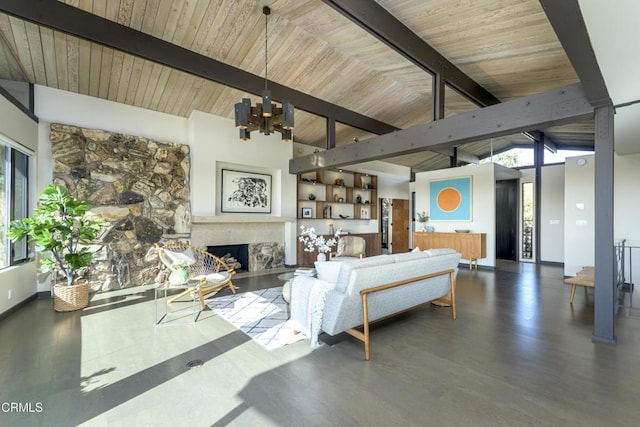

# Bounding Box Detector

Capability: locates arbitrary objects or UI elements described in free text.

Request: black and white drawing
[221,169,272,213]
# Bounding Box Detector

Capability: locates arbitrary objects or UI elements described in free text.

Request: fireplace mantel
[190,216,296,265]
[192,216,296,224]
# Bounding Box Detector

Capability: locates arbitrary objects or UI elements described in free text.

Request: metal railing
[616,239,638,310]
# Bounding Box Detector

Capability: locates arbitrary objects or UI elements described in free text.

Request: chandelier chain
[264,10,268,91]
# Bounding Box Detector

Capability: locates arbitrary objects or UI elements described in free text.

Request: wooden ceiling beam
[0,0,397,136]
[539,0,611,108]
[290,83,594,173]
[322,0,501,107]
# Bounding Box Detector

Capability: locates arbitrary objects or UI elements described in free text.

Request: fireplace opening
[207,244,249,273]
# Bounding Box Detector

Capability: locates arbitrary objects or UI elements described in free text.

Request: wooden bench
[563,266,594,304]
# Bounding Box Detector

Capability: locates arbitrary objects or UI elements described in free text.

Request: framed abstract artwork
[429,176,472,221]
[221,169,272,213]
[301,207,313,218]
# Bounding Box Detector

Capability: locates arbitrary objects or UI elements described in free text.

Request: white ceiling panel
[579,0,640,106]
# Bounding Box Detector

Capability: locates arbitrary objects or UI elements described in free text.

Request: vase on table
[169,267,189,285]
[317,252,327,262]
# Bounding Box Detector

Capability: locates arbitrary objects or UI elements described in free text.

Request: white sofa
[290,248,461,360]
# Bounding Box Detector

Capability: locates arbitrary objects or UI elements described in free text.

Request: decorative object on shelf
[338,214,350,219]
[426,226,435,232]
[301,207,313,218]
[329,223,335,235]
[7,184,103,312]
[221,168,272,213]
[455,229,471,233]
[360,175,371,189]
[297,169,378,225]
[416,211,430,232]
[234,6,294,142]
[299,225,341,262]
[308,193,316,200]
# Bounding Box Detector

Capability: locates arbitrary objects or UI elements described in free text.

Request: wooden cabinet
[296,233,381,267]
[413,232,486,269]
[297,170,377,220]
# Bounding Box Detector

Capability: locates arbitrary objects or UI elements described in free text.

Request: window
[480,148,535,168]
[521,182,534,260]
[1,138,30,268]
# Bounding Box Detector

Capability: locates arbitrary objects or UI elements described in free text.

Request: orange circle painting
[437,187,461,212]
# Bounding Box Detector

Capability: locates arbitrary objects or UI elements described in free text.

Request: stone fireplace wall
[50,123,191,292]
[249,242,285,271]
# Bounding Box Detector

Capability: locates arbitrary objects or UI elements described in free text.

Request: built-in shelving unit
[297,169,378,221]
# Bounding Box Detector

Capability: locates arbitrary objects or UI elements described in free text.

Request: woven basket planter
[52,280,89,312]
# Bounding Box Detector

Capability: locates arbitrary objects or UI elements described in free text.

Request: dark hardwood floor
[1,261,639,426]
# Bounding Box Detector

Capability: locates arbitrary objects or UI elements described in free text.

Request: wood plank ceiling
[0,0,591,171]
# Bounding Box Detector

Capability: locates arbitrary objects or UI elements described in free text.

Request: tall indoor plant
[7,184,103,311]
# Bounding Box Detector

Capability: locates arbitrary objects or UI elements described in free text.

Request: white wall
[0,93,38,153]
[189,110,298,264]
[613,152,640,284]
[34,86,189,145]
[614,152,640,245]
[564,154,595,275]
[540,164,565,262]
[188,110,295,217]
[564,151,640,276]
[413,163,496,267]
[0,92,39,314]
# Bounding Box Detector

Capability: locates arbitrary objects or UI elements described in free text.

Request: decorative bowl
[455,229,470,233]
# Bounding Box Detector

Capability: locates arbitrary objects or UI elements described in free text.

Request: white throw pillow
[314,261,342,284]
[163,247,196,268]
[424,248,457,257]
[205,272,230,284]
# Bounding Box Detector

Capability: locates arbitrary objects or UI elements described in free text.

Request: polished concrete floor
[2,262,640,426]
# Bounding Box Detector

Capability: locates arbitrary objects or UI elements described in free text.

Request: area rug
[205,286,305,350]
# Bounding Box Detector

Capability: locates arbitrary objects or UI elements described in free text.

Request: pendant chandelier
[234,6,294,142]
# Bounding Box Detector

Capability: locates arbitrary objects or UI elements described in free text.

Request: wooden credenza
[413,232,486,269]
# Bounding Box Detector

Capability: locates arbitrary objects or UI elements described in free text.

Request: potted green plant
[7,184,103,312]
[416,211,430,232]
